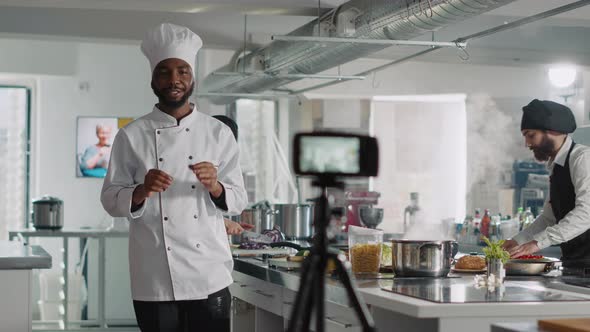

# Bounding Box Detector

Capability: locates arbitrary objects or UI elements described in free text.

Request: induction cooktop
[381,278,590,303]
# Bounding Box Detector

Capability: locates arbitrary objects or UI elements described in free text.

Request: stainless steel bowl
[392,239,458,277]
[359,207,383,229]
[505,259,558,276]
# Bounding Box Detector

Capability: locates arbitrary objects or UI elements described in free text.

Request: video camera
[293,132,379,178]
[288,131,380,332]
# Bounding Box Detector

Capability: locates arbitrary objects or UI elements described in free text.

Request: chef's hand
[501,239,519,251]
[132,169,173,205]
[508,240,540,258]
[224,219,244,235]
[240,223,255,231]
[189,162,223,198]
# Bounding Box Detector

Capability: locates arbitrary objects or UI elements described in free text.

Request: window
[0,86,30,239]
[370,95,467,235]
[235,99,297,203]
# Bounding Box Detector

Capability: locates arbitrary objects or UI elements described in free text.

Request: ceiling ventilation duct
[201,0,516,104]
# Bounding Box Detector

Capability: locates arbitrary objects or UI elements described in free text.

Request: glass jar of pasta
[348,226,383,274]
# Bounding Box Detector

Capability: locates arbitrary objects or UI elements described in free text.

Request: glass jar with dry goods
[348,226,383,274]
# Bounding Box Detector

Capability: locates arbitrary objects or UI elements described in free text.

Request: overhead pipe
[292,0,590,95]
[201,0,518,104]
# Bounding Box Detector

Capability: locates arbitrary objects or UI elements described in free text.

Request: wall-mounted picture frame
[76,116,133,178]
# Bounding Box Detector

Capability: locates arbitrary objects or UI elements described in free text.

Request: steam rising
[402,94,520,240]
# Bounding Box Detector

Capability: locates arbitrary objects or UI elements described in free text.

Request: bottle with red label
[480,209,491,238]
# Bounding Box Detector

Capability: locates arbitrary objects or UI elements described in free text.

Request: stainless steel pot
[392,239,458,277]
[229,205,277,244]
[271,204,314,240]
[31,196,64,230]
[239,208,275,231]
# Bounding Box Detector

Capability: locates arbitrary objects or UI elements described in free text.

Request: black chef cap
[213,115,238,141]
[521,99,576,133]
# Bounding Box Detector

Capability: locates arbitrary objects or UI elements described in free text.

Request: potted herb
[482,236,510,283]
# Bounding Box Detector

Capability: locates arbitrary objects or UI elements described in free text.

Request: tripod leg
[314,255,326,332]
[287,253,320,332]
[332,253,377,332]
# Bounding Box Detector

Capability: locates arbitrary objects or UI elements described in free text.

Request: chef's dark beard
[151,81,195,109]
[532,133,554,161]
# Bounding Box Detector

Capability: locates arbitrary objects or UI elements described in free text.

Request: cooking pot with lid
[270,204,314,240]
[392,239,458,277]
[31,196,64,230]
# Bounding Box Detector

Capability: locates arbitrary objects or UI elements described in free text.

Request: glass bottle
[489,215,501,242]
[481,209,491,238]
[403,192,420,233]
[515,207,524,231]
[522,207,535,230]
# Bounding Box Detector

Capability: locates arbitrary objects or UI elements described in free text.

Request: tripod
[287,176,377,332]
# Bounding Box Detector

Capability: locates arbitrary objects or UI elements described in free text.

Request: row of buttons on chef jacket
[163,214,198,221]
[156,129,201,253]
[156,137,198,192]
[155,128,193,161]
[158,155,195,162]
[156,128,190,134]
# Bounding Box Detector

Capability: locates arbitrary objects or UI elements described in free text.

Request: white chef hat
[140,23,203,75]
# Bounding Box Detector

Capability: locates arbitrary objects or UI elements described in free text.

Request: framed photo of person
[76,116,133,178]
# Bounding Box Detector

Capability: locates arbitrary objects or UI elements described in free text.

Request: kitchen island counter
[0,240,51,269]
[232,257,590,332]
[0,240,52,332]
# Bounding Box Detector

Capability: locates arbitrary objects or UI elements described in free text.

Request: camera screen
[299,136,360,174]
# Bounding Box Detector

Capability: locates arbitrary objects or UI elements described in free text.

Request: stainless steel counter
[0,240,51,269]
[382,277,588,303]
[233,257,590,307]
[233,258,384,307]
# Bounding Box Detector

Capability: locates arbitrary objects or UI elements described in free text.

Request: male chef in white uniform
[101,23,248,332]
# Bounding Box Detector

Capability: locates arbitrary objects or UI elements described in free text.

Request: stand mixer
[344,191,380,231]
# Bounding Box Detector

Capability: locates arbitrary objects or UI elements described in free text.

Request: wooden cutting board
[231,248,291,257]
[538,318,590,332]
[267,258,302,270]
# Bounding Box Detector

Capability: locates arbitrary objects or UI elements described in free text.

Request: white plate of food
[451,267,487,273]
[452,254,487,273]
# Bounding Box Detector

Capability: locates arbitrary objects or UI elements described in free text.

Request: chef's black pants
[133,287,231,332]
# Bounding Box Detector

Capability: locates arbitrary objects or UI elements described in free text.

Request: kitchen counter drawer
[232,271,283,316]
[282,288,362,332]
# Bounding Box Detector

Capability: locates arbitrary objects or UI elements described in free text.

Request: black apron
[550,141,590,264]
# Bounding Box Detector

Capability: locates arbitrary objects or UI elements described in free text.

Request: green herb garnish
[482,236,510,264]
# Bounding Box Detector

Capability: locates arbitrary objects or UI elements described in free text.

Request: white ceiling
[0,0,589,68]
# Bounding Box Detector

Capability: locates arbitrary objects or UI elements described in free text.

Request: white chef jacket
[513,136,590,249]
[101,106,248,301]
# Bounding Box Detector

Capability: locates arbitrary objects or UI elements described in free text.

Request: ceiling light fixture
[548,65,577,88]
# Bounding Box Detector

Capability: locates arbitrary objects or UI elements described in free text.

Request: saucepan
[392,239,458,277]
